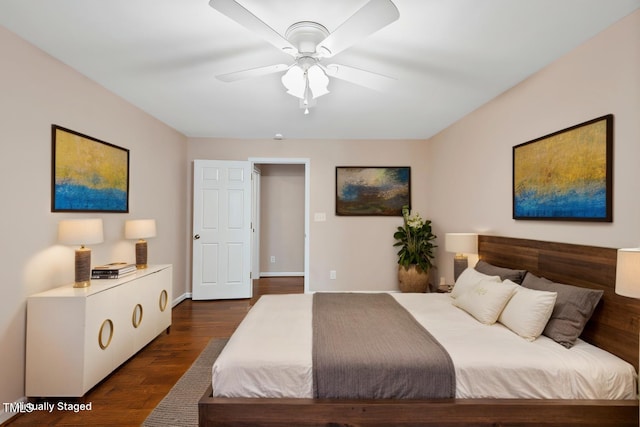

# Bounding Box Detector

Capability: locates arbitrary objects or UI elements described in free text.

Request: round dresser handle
[98,319,114,350]
[159,290,168,312]
[132,303,143,328]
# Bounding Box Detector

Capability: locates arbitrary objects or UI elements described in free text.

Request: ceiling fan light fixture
[282,62,329,103]
[281,65,306,99]
[307,65,329,99]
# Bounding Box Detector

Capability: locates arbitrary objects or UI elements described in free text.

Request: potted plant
[393,206,437,292]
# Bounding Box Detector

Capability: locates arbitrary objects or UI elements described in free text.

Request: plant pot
[398,264,430,293]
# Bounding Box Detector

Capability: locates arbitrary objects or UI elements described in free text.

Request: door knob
[194,234,200,240]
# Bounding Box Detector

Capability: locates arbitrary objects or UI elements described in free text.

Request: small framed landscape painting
[52,125,130,213]
[336,166,410,216]
[513,114,613,221]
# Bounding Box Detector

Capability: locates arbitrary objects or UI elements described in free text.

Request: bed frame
[199,235,640,426]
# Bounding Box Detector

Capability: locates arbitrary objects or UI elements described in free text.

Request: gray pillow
[474,260,527,284]
[521,273,603,348]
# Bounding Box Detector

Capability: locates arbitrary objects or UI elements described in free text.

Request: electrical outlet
[330,270,336,280]
[270,256,276,264]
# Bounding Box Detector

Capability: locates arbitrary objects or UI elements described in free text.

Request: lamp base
[74,247,91,288]
[135,240,148,269]
[73,280,91,288]
[453,255,468,282]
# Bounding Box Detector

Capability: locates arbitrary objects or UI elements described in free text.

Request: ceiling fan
[209,0,400,113]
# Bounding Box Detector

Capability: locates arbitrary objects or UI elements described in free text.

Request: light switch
[314,212,327,222]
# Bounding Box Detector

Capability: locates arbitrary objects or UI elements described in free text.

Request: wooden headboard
[478,235,640,371]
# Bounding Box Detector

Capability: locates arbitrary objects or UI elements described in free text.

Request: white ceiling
[1,0,638,140]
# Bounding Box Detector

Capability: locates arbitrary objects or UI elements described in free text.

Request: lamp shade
[615,248,640,298]
[307,65,329,98]
[125,219,157,239]
[58,219,103,288]
[445,233,478,254]
[281,65,306,99]
[58,219,104,246]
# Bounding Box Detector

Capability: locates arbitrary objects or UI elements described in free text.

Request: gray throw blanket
[312,293,455,399]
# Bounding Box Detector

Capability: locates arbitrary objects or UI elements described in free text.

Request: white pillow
[450,267,501,299]
[452,279,518,324]
[499,285,558,341]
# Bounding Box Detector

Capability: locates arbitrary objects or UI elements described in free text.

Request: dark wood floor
[4,277,303,427]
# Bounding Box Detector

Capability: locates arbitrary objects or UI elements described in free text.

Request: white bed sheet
[212,293,637,399]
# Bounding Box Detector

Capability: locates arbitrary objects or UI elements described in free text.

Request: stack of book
[91,262,137,279]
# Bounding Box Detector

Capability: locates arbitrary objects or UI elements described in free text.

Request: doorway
[250,157,310,293]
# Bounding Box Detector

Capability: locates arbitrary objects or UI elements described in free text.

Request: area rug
[142,338,228,427]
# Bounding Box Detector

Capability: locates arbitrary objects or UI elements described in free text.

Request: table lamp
[615,248,640,298]
[125,219,156,269]
[58,218,104,288]
[445,233,478,281]
[614,247,640,426]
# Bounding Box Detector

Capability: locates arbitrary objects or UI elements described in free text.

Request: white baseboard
[172,292,190,307]
[259,272,304,277]
[1,396,29,424]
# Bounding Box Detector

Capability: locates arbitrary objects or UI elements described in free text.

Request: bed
[199,235,640,426]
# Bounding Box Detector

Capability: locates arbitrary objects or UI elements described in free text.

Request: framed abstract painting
[52,125,129,213]
[513,114,613,221]
[336,166,410,216]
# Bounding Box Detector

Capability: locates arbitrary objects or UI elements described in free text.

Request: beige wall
[0,26,188,418]
[427,10,640,284]
[188,138,429,292]
[258,164,305,275]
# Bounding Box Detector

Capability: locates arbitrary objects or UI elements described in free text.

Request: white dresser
[26,264,172,397]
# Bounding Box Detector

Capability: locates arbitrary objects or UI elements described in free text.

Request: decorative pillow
[521,273,604,348]
[498,284,557,341]
[450,267,501,299]
[452,279,518,324]
[475,260,527,284]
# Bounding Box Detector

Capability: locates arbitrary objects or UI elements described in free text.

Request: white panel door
[192,160,252,300]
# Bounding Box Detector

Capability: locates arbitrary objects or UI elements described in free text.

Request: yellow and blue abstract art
[52,126,129,212]
[513,115,612,221]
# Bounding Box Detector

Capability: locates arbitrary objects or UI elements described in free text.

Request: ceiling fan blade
[323,63,396,92]
[316,0,399,58]
[209,0,298,56]
[216,63,290,82]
